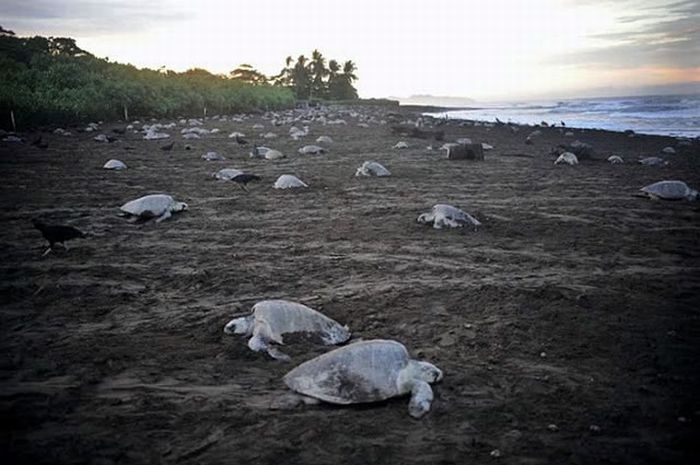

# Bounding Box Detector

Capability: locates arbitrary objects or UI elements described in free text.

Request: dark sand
[1,106,699,464]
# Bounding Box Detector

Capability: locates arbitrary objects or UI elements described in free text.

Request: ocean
[426,94,700,138]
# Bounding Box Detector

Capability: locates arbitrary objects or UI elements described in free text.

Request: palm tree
[291,55,311,99]
[308,49,328,100]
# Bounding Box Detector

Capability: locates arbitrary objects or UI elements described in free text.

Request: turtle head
[409,360,443,384]
[416,213,433,225]
[172,201,188,212]
[223,316,254,335]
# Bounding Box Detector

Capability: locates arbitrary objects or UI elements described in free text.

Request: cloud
[550,0,700,69]
[2,0,193,36]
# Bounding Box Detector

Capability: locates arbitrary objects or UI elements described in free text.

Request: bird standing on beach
[160,141,174,151]
[32,219,87,256]
[234,134,249,145]
[231,173,261,192]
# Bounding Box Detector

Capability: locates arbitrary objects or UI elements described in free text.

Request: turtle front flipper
[407,380,434,418]
[266,347,292,361]
[155,210,172,223]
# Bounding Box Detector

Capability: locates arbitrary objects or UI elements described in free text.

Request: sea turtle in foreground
[639,180,698,201]
[119,194,188,223]
[224,300,350,361]
[356,161,391,177]
[417,204,481,229]
[283,339,443,418]
[274,175,308,189]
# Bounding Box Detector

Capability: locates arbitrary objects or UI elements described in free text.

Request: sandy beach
[1,105,699,464]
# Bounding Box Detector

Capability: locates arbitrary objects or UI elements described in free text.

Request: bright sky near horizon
[4,0,699,101]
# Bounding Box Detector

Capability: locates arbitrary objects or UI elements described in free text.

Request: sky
[3,0,699,102]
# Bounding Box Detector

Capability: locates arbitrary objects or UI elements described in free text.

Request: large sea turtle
[639,180,698,200]
[356,161,391,177]
[417,204,481,229]
[283,339,443,418]
[119,194,188,223]
[224,300,350,361]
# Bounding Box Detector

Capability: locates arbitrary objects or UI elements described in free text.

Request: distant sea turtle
[214,168,244,181]
[356,161,391,177]
[298,145,325,155]
[119,194,188,223]
[394,141,409,149]
[316,136,334,144]
[224,300,350,361]
[103,159,127,170]
[555,152,578,165]
[417,204,481,229]
[274,175,308,189]
[639,180,698,200]
[202,151,225,161]
[639,157,668,166]
[607,155,624,164]
[283,339,443,418]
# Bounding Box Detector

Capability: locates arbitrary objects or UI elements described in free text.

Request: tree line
[0,28,294,129]
[228,49,359,100]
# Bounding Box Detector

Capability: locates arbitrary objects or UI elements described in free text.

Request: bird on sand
[160,141,175,151]
[231,173,261,192]
[234,134,249,145]
[32,219,87,256]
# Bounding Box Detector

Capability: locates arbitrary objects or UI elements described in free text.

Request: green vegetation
[0,29,294,129]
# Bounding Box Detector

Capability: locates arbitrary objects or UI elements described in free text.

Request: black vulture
[32,219,87,256]
[231,173,261,192]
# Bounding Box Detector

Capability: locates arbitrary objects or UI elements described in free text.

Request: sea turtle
[298,145,325,155]
[283,339,443,418]
[274,175,308,189]
[555,152,578,165]
[356,161,391,177]
[417,204,481,229]
[103,159,127,170]
[394,141,409,149]
[639,157,668,166]
[119,194,188,223]
[607,155,624,164]
[214,168,244,181]
[661,146,676,155]
[202,151,225,161]
[316,136,333,144]
[224,300,350,361]
[639,180,698,201]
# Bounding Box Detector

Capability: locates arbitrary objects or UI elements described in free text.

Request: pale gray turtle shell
[248,300,350,346]
[356,161,391,177]
[640,180,698,200]
[103,159,127,170]
[298,145,325,155]
[202,151,225,161]
[120,194,187,217]
[283,339,441,405]
[274,175,308,189]
[639,157,668,166]
[417,204,481,229]
[555,152,578,165]
[214,168,244,180]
